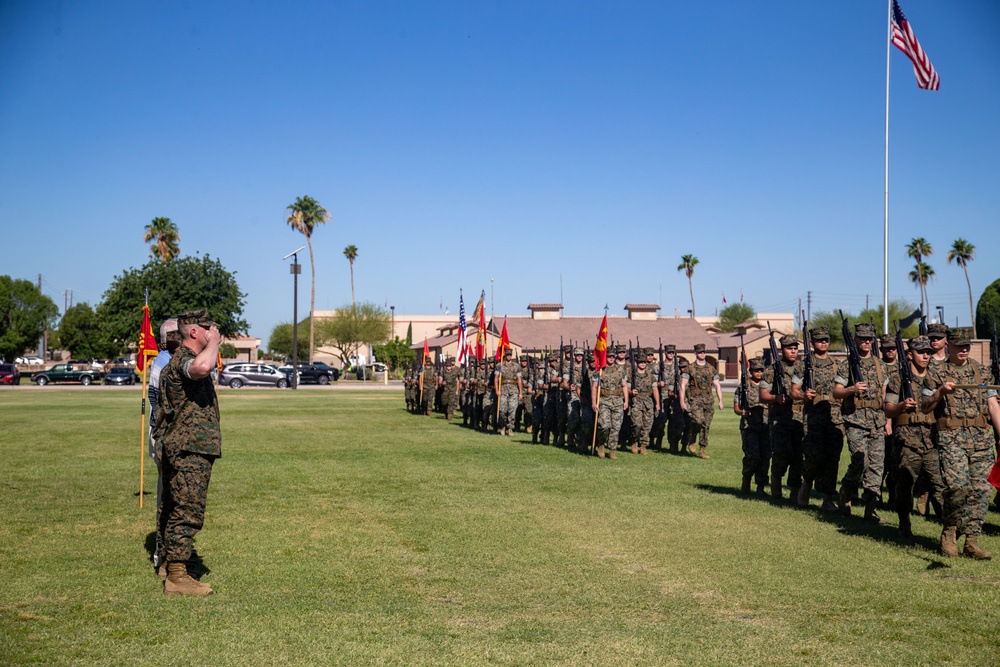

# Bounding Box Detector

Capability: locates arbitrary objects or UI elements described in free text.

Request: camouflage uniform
[885,339,942,535]
[531,360,547,444]
[629,357,658,454]
[497,356,522,434]
[836,337,889,511]
[682,352,719,454]
[419,363,437,415]
[736,360,770,490]
[542,359,562,444]
[565,352,586,449]
[594,351,629,455]
[761,344,804,496]
[154,339,221,565]
[923,338,997,549]
[516,359,532,432]
[579,360,596,451]
[441,362,461,419]
[670,357,690,452]
[794,329,844,504]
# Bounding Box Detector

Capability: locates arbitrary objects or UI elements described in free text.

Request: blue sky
[2,1,998,347]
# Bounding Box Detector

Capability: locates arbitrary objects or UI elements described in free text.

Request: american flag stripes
[456,291,469,366]
[891,0,939,91]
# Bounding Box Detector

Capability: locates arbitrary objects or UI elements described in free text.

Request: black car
[104,366,139,385]
[309,362,341,381]
[287,362,335,385]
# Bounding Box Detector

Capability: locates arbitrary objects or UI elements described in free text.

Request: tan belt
[897,412,933,426]
[813,394,834,403]
[636,391,653,397]
[853,398,882,410]
[936,415,988,430]
[602,389,622,397]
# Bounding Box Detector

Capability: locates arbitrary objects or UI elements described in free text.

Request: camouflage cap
[643,347,656,357]
[907,335,933,352]
[927,322,949,338]
[809,326,830,341]
[878,334,895,349]
[693,343,706,353]
[947,327,972,346]
[779,334,799,348]
[614,344,627,353]
[749,358,765,371]
[178,309,215,327]
[854,322,876,338]
[165,330,182,345]
[573,348,584,356]
[664,344,677,353]
[547,353,560,362]
[445,356,455,364]
[503,348,512,357]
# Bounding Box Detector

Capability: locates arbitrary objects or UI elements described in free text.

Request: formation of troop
[734,320,1000,560]
[403,339,723,461]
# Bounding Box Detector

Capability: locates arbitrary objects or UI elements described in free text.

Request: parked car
[104,366,140,385]
[16,356,44,365]
[32,363,104,386]
[288,362,337,385]
[218,363,291,389]
[112,357,136,367]
[309,361,341,381]
[0,363,21,385]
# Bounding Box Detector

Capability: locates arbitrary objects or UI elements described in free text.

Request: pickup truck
[32,363,105,386]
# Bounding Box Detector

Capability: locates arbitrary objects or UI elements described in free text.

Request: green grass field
[2,388,999,666]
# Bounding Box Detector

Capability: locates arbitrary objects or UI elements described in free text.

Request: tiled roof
[624,304,660,311]
[499,316,717,352]
[527,303,563,310]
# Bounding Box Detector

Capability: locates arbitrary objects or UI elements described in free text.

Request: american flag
[891,0,939,91]
[456,291,469,366]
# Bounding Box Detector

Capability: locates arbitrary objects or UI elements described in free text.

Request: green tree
[372,337,416,374]
[0,276,59,362]
[314,302,392,368]
[405,322,413,346]
[809,310,850,350]
[286,195,330,362]
[677,254,699,317]
[143,217,181,264]
[975,278,1000,344]
[716,303,755,332]
[220,342,238,360]
[97,255,248,355]
[58,303,116,359]
[857,299,920,338]
[948,238,977,337]
[905,238,933,316]
[343,245,358,305]
[267,322,294,360]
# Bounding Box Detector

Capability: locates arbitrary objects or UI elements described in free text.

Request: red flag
[423,336,430,361]
[989,459,1000,491]
[473,291,486,359]
[136,304,158,372]
[722,291,727,304]
[494,318,509,361]
[891,0,939,91]
[594,314,609,371]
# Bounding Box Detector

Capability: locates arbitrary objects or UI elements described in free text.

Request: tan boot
[609,450,618,460]
[838,487,853,516]
[157,562,167,580]
[639,446,647,456]
[164,561,213,596]
[630,443,639,455]
[597,446,606,459]
[686,444,697,455]
[697,447,710,459]
[940,526,958,557]
[797,482,813,507]
[916,491,929,516]
[962,535,992,560]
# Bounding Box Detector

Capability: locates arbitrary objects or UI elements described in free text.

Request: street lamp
[936,305,944,325]
[283,245,305,389]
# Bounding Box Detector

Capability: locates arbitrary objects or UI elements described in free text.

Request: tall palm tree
[905,238,933,316]
[909,262,935,316]
[677,254,699,317]
[143,217,180,264]
[947,238,977,337]
[343,245,358,305]
[286,195,331,362]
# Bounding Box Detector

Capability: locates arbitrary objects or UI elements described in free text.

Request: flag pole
[139,362,147,508]
[883,0,892,335]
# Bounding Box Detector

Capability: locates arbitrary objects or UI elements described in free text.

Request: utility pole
[807,290,812,321]
[37,274,45,359]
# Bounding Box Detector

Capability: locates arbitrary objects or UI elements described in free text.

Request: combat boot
[838,486,853,516]
[863,492,884,524]
[788,485,800,503]
[608,450,617,460]
[897,512,913,539]
[820,494,839,513]
[770,476,782,499]
[797,481,812,507]
[697,447,710,459]
[639,445,647,456]
[940,525,958,557]
[157,562,167,580]
[164,562,212,596]
[686,443,697,456]
[597,445,606,459]
[916,491,929,516]
[630,443,639,455]
[962,535,991,560]
[741,476,752,495]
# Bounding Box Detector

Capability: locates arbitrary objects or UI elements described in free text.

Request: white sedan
[16,356,44,365]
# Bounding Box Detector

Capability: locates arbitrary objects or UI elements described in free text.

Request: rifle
[629,340,637,397]
[894,321,914,402]
[658,338,665,389]
[569,339,576,397]
[738,334,750,412]
[766,322,787,400]
[840,310,863,386]
[918,307,928,336]
[801,316,814,392]
[871,319,880,358]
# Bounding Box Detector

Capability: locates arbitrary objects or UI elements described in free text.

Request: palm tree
[343,245,358,305]
[909,261,935,315]
[143,217,180,264]
[948,238,977,337]
[286,195,331,362]
[905,238,933,316]
[677,254,699,317]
